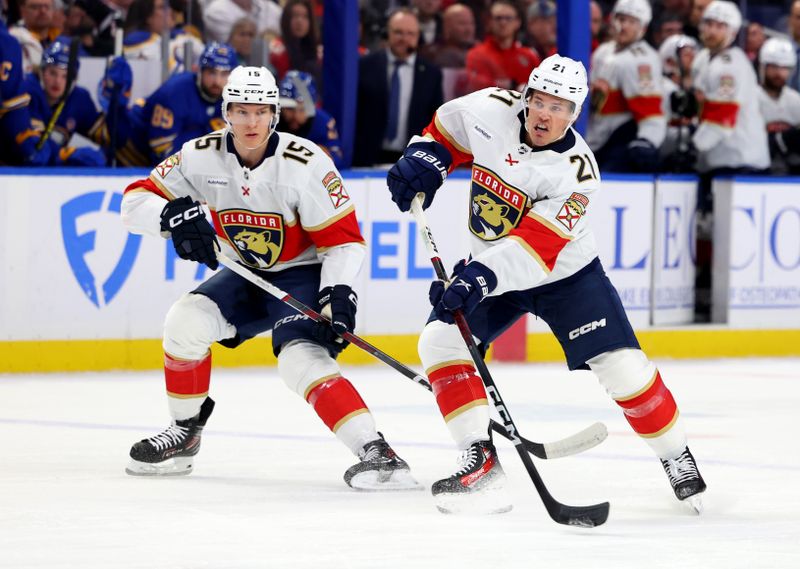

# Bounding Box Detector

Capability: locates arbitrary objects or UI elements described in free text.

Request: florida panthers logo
[469,165,527,241]
[218,209,284,269]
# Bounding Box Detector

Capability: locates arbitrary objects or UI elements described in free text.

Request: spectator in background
[421,2,475,69]
[413,0,442,50]
[277,70,343,167]
[123,0,174,60]
[788,0,800,91]
[650,12,684,48]
[203,0,280,45]
[524,0,556,60]
[464,0,539,93]
[686,0,712,39]
[587,0,665,173]
[228,17,256,65]
[10,0,61,73]
[591,1,606,52]
[744,21,765,65]
[659,34,698,172]
[353,8,442,166]
[757,38,800,175]
[269,0,319,81]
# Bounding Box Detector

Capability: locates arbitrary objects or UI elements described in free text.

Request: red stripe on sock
[429,364,487,419]
[306,377,368,431]
[616,371,678,436]
[164,352,211,396]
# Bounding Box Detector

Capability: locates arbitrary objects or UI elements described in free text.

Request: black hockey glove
[387,140,453,212]
[160,196,219,270]
[313,285,358,353]
[430,259,497,324]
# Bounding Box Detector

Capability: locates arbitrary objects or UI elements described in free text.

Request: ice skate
[344,433,420,491]
[432,439,512,515]
[126,397,215,476]
[661,446,706,514]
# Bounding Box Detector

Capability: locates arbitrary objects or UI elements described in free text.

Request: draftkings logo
[61,191,142,308]
[218,209,285,269]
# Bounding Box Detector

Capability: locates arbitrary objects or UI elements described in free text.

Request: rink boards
[0,169,798,371]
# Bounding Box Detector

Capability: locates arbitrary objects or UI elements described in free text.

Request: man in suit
[354,7,443,166]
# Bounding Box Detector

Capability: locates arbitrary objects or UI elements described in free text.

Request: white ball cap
[611,0,652,29]
[659,34,698,70]
[525,54,588,119]
[702,1,742,39]
[759,37,797,69]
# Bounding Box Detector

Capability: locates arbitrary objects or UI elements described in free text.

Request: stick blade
[540,422,608,459]
[550,501,610,528]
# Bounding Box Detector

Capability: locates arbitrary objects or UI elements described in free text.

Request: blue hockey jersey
[0,21,37,164]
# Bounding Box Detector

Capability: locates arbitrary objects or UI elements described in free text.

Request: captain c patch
[555,192,589,231]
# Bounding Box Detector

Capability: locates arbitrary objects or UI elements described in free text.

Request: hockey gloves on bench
[387,140,452,212]
[314,285,358,354]
[160,196,219,270]
[429,259,497,324]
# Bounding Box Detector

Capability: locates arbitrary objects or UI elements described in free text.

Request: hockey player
[121,65,418,491]
[117,42,236,167]
[23,40,131,165]
[0,14,52,165]
[277,70,344,168]
[386,54,707,514]
[658,34,699,172]
[586,0,666,172]
[756,37,800,175]
[691,0,769,205]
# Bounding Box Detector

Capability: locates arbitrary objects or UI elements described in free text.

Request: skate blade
[125,457,194,477]
[683,494,703,515]
[434,485,513,515]
[348,468,423,491]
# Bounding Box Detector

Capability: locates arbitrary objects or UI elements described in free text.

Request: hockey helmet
[222,65,281,135]
[524,54,588,122]
[759,37,797,69]
[279,70,319,117]
[200,42,239,71]
[701,1,742,44]
[42,40,80,73]
[611,0,652,29]
[659,34,698,75]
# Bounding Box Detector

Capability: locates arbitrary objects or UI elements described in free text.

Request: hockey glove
[160,196,219,270]
[387,140,452,212]
[314,285,358,353]
[627,138,659,173]
[57,146,107,167]
[98,56,132,111]
[432,260,497,324]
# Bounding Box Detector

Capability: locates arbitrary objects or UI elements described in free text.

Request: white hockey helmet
[659,34,698,75]
[611,0,652,29]
[759,37,797,69]
[222,66,281,134]
[701,1,742,45]
[524,54,588,122]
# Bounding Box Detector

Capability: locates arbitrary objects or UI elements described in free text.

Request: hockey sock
[429,362,490,449]
[165,351,212,420]
[305,376,377,454]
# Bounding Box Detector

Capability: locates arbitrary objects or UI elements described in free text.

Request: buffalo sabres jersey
[418,87,600,296]
[122,130,365,289]
[691,46,770,172]
[586,39,666,150]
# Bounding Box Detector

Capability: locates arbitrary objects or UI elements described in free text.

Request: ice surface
[2,358,798,569]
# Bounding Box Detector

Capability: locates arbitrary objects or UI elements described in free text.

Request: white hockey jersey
[417,87,600,296]
[757,85,800,128]
[691,46,770,172]
[586,39,666,150]
[121,130,365,289]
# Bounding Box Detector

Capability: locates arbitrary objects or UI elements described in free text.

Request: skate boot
[432,439,512,515]
[660,446,707,513]
[126,397,215,476]
[344,433,420,491]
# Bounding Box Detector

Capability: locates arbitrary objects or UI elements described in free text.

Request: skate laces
[360,438,392,463]
[662,449,699,484]
[147,423,190,451]
[455,444,485,476]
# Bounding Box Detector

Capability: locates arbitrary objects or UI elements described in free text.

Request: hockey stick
[36,36,80,151]
[214,247,603,460]
[410,196,610,528]
[106,20,124,167]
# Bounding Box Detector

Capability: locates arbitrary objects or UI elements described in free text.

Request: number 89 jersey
[419,87,601,296]
[122,130,365,288]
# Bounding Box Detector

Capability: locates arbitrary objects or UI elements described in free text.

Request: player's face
[525,91,573,147]
[201,68,232,100]
[763,64,790,91]
[229,103,274,142]
[678,45,696,73]
[42,66,67,100]
[613,13,642,46]
[700,19,729,51]
[280,105,307,132]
